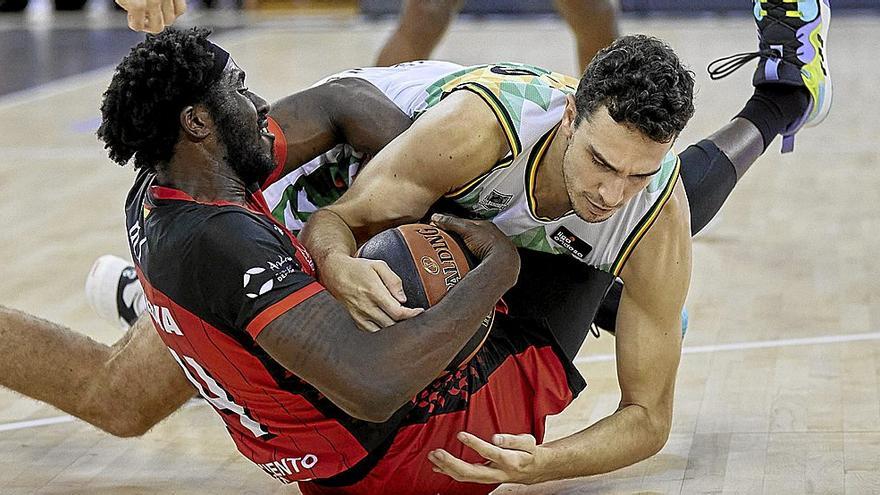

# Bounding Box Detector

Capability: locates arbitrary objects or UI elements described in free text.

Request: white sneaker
[85,255,146,330]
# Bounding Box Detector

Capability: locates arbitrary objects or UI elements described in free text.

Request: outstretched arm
[429,181,691,483]
[0,308,195,437]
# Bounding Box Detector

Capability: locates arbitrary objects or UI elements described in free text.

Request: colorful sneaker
[708,0,831,153]
[85,255,146,330]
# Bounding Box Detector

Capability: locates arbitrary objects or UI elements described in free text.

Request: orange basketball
[358,224,495,373]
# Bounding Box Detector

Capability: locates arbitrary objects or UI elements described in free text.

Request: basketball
[358,223,495,373]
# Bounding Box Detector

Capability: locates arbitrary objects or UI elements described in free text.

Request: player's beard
[213,106,276,187]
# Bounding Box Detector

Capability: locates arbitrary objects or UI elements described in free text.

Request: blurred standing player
[112,0,613,69]
[376,0,618,71]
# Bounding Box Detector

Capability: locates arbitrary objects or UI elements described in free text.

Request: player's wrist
[524,444,565,484]
[479,246,520,288]
[315,251,355,285]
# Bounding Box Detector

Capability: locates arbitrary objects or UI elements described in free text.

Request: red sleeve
[261,116,288,189]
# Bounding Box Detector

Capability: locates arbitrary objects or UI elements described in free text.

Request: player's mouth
[585,196,614,217]
[259,118,275,145]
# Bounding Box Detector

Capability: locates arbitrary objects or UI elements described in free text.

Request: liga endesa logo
[550,226,593,260]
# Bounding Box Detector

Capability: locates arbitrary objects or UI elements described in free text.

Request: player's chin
[574,204,613,224]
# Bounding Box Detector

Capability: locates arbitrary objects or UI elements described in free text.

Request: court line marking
[574,331,880,364]
[2,331,878,433]
[0,415,76,432]
[0,398,205,433]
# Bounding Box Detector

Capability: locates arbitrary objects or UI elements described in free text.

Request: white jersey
[263,61,679,276]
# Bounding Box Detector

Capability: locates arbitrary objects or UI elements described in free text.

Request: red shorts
[300,316,586,495]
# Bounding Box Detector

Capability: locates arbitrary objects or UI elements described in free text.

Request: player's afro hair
[575,35,695,143]
[98,27,220,171]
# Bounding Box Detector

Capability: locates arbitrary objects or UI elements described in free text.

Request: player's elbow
[350,401,399,424]
[80,402,158,438]
[329,373,410,423]
[340,389,406,423]
[100,413,156,438]
[625,401,672,456]
[643,406,673,455]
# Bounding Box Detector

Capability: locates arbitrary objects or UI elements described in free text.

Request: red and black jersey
[123,152,401,484]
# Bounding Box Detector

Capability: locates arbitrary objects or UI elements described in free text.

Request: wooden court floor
[0,13,878,495]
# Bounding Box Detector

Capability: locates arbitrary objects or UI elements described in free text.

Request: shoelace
[707,0,804,80]
[708,48,781,80]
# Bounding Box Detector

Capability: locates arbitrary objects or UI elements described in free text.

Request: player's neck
[532,129,572,219]
[157,149,248,205]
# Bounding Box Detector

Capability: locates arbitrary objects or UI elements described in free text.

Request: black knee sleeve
[679,139,738,235]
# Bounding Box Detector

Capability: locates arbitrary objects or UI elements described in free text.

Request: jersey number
[168,348,275,440]
[490,65,541,77]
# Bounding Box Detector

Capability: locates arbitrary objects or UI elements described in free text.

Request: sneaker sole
[85,254,132,328]
[806,0,832,128]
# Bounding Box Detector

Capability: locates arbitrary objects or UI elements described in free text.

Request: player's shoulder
[626,179,691,274]
[189,208,284,251]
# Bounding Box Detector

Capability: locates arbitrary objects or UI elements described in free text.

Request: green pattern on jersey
[509,225,562,253]
[270,158,356,230]
[423,63,577,135]
[646,153,679,194]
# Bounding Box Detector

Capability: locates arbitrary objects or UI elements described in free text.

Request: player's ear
[559,94,578,139]
[180,104,212,141]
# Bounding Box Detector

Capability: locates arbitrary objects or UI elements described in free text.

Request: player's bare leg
[554,0,619,72]
[0,307,194,436]
[375,0,464,66]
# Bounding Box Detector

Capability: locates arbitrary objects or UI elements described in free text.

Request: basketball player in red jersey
[0,29,594,494]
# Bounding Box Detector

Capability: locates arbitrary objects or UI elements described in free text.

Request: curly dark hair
[97,27,220,171]
[575,34,695,143]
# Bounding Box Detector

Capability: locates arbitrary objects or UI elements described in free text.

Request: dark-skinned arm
[257,214,519,423]
[269,77,414,176]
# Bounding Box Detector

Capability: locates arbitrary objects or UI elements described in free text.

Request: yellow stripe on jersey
[445,155,514,200]
[610,155,681,276]
[525,125,563,221]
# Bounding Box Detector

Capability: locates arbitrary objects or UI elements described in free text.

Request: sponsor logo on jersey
[243,255,299,299]
[243,267,274,299]
[483,189,514,210]
[550,226,593,260]
[257,454,319,483]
